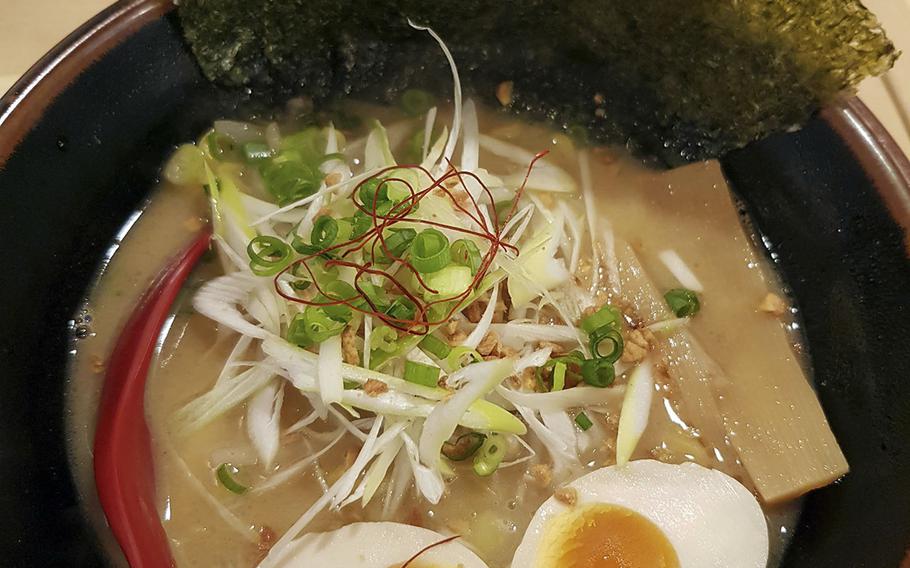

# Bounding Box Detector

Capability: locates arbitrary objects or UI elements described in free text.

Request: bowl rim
[0,0,173,165]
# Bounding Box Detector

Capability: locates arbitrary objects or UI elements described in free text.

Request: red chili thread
[274,151,549,335]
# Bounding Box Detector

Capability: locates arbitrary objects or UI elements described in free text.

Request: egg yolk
[537,503,680,568]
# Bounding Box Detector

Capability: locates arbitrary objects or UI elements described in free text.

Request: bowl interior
[0,3,908,566]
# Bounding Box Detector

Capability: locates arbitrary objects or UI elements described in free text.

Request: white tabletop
[1,0,908,157]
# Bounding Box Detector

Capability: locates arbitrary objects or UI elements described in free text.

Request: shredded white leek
[253,428,348,493]
[408,20,462,171]
[461,98,479,172]
[490,323,579,349]
[658,249,704,292]
[246,380,284,469]
[193,273,273,340]
[422,107,437,161]
[578,151,602,295]
[175,364,277,434]
[461,284,499,350]
[419,358,514,474]
[616,359,654,466]
[497,385,625,413]
[317,335,344,406]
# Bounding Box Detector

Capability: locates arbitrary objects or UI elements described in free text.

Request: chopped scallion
[423,265,472,297]
[575,412,594,431]
[311,215,351,249]
[473,434,506,477]
[536,351,585,391]
[357,281,389,312]
[581,357,616,388]
[290,280,311,291]
[441,432,486,461]
[385,297,417,322]
[404,360,440,387]
[419,334,453,360]
[318,280,359,321]
[370,325,398,353]
[287,307,346,347]
[246,235,293,276]
[216,463,247,494]
[580,304,623,335]
[444,346,483,371]
[410,228,451,274]
[260,159,322,206]
[358,177,388,208]
[551,361,567,392]
[589,327,624,363]
[376,228,416,263]
[664,288,701,317]
[450,239,482,275]
[348,211,373,238]
[242,141,272,162]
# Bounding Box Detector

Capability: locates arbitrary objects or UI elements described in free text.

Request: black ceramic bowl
[1,1,909,566]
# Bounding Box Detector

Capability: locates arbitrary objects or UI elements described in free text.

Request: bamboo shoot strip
[617,242,847,503]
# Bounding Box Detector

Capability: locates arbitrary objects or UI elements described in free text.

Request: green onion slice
[410,228,451,274]
[442,432,487,461]
[535,351,585,391]
[404,360,440,387]
[445,346,483,371]
[370,325,398,353]
[243,141,272,162]
[590,326,624,363]
[551,361,567,392]
[359,177,388,208]
[385,297,417,322]
[287,308,346,347]
[246,236,293,276]
[311,215,352,249]
[376,228,416,263]
[473,433,506,477]
[424,265,473,297]
[261,160,322,206]
[419,334,453,360]
[358,281,390,312]
[664,288,701,317]
[580,304,623,335]
[318,280,359,321]
[290,235,337,260]
[575,412,594,431]
[348,212,373,238]
[450,239,482,275]
[581,357,616,388]
[216,463,248,494]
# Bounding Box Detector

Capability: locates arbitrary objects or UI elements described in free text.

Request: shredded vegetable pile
[164,25,701,566]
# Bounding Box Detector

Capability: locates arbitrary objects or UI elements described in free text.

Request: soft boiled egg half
[280,521,489,567]
[512,460,769,568]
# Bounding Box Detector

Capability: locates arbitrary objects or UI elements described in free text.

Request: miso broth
[67,104,843,568]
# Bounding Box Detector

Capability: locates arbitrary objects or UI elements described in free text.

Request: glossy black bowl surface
[0,2,908,566]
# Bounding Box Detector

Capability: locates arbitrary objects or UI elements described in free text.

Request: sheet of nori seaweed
[177,0,898,165]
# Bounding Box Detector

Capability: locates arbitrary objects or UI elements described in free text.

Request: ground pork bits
[363,379,388,397]
[341,324,359,365]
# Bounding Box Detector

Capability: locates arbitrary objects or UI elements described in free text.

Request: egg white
[279,521,489,567]
[512,460,769,568]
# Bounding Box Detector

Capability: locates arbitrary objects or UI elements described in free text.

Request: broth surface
[68,107,803,567]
